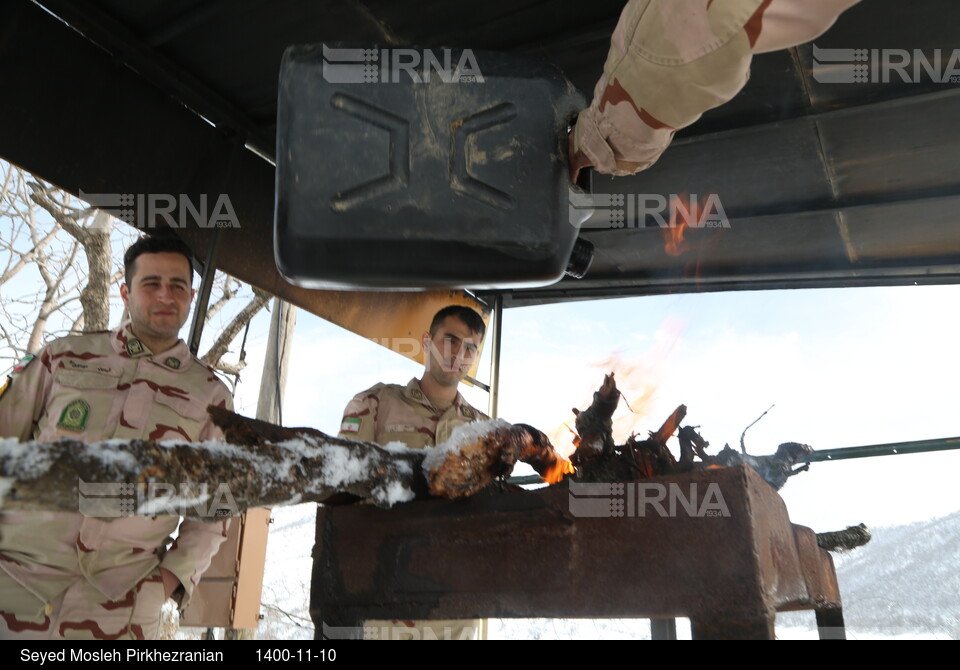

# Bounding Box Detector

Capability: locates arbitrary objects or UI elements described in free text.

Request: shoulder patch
[12,354,35,375]
[341,417,362,433]
[58,399,91,432]
[460,405,476,419]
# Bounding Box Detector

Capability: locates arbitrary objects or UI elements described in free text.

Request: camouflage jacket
[0,323,232,621]
[571,0,862,178]
[338,378,488,449]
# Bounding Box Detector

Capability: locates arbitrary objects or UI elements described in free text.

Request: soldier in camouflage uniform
[0,236,233,640]
[338,305,489,448]
[569,0,863,181]
[338,305,488,640]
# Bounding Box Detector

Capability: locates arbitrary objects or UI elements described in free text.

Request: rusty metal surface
[311,466,840,638]
[788,525,842,612]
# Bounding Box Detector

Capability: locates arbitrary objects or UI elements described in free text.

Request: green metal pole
[803,437,960,462]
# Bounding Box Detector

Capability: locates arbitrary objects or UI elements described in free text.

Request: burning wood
[568,373,813,490]
[0,408,575,516]
[424,421,574,499]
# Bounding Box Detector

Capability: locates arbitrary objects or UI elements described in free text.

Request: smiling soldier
[0,236,233,640]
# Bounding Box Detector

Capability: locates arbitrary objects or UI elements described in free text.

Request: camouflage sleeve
[161,378,235,607]
[197,380,235,441]
[160,518,231,609]
[337,388,380,443]
[570,0,861,179]
[0,350,52,442]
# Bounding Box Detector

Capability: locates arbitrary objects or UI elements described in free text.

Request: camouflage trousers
[0,567,166,640]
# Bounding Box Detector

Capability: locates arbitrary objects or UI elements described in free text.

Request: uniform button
[44,603,53,615]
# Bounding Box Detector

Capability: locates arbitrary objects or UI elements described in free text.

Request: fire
[662,219,688,256]
[660,192,731,260]
[541,455,575,484]
[662,193,702,257]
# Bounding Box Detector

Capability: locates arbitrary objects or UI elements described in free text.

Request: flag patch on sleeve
[341,417,362,433]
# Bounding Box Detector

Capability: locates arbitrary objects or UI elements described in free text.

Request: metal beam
[487,294,503,419]
[495,263,960,307]
[669,86,960,149]
[34,0,274,158]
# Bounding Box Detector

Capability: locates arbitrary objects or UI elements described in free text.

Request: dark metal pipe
[803,437,960,463]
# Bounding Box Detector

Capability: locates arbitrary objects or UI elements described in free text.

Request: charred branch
[566,375,814,491]
[0,408,575,517]
[816,523,872,552]
[711,443,813,491]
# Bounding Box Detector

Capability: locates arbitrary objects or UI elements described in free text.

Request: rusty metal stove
[310,465,843,640]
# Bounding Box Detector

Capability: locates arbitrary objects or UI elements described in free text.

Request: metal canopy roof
[2,0,958,314]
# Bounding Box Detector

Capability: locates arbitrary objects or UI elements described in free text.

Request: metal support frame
[185,137,245,356]
[35,0,274,158]
[187,227,222,356]
[487,294,503,419]
[651,618,678,640]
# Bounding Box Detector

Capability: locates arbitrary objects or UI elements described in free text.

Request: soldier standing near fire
[0,236,233,640]
[338,305,489,448]
[337,304,489,640]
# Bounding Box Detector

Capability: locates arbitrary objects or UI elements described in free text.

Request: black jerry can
[275,44,586,289]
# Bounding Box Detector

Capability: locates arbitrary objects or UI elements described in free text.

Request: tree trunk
[76,210,113,332]
[0,409,428,520]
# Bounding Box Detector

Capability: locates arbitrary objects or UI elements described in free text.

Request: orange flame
[662,193,703,257]
[541,455,576,484]
[545,321,685,453]
[564,423,582,448]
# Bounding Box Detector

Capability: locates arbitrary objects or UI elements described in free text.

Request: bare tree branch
[28,183,113,332]
[201,287,271,368]
[204,274,239,322]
